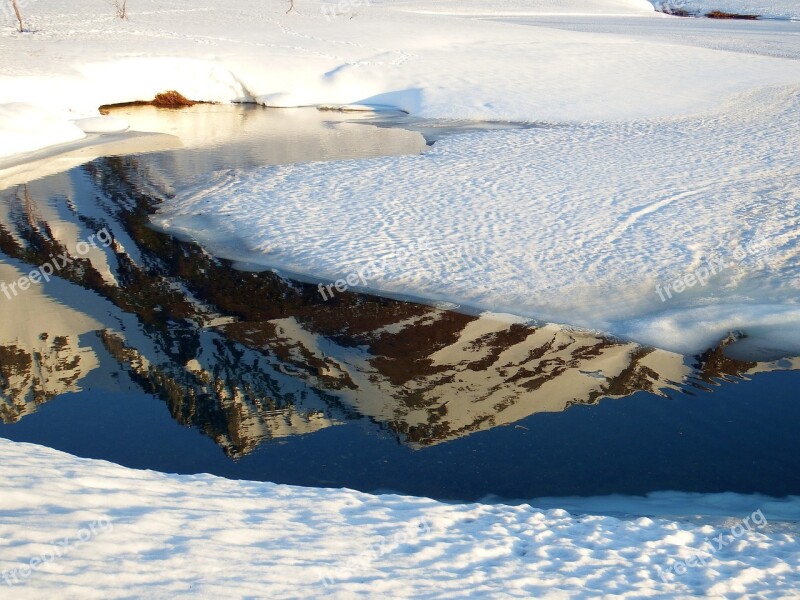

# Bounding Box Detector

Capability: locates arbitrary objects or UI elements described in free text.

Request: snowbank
[650,0,800,19]
[0,104,85,159]
[384,0,659,17]
[154,85,800,356]
[0,1,796,352]
[0,438,798,598]
[3,0,800,158]
[1,4,799,597]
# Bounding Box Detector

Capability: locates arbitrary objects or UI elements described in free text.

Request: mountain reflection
[0,152,797,458]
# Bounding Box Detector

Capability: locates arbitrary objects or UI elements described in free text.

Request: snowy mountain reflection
[1,155,797,458]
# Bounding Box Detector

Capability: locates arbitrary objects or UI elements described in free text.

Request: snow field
[1,439,798,599]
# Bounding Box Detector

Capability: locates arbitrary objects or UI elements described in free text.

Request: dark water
[3,372,800,501]
[0,105,798,503]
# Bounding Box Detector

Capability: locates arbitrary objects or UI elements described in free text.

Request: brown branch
[105,0,128,20]
[10,0,24,32]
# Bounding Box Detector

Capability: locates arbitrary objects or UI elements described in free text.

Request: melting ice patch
[154,86,800,357]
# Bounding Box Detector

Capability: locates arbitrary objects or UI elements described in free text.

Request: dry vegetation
[151,91,196,108]
[10,0,24,31]
[706,10,759,19]
[99,90,198,113]
[106,0,128,20]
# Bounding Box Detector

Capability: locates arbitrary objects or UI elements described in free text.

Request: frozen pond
[0,105,798,502]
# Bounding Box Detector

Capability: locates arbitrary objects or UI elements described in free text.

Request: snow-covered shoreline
[651,0,800,19]
[3,0,799,356]
[154,83,800,357]
[1,438,798,598]
[2,2,799,596]
[2,0,800,160]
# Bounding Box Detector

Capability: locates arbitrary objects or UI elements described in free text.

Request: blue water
[2,369,798,502]
[0,105,797,503]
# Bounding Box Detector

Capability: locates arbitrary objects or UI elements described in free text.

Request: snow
[650,0,800,19]
[2,0,800,159]
[386,0,659,17]
[3,0,795,354]
[0,438,798,598]
[154,83,800,357]
[0,104,85,159]
[73,116,129,134]
[1,2,799,595]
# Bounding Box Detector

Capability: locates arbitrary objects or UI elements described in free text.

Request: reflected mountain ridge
[0,120,797,459]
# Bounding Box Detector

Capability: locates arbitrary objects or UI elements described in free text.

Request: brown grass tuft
[705,10,759,19]
[151,91,197,108]
[99,91,200,113]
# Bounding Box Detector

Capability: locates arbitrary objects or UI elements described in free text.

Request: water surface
[0,105,797,503]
